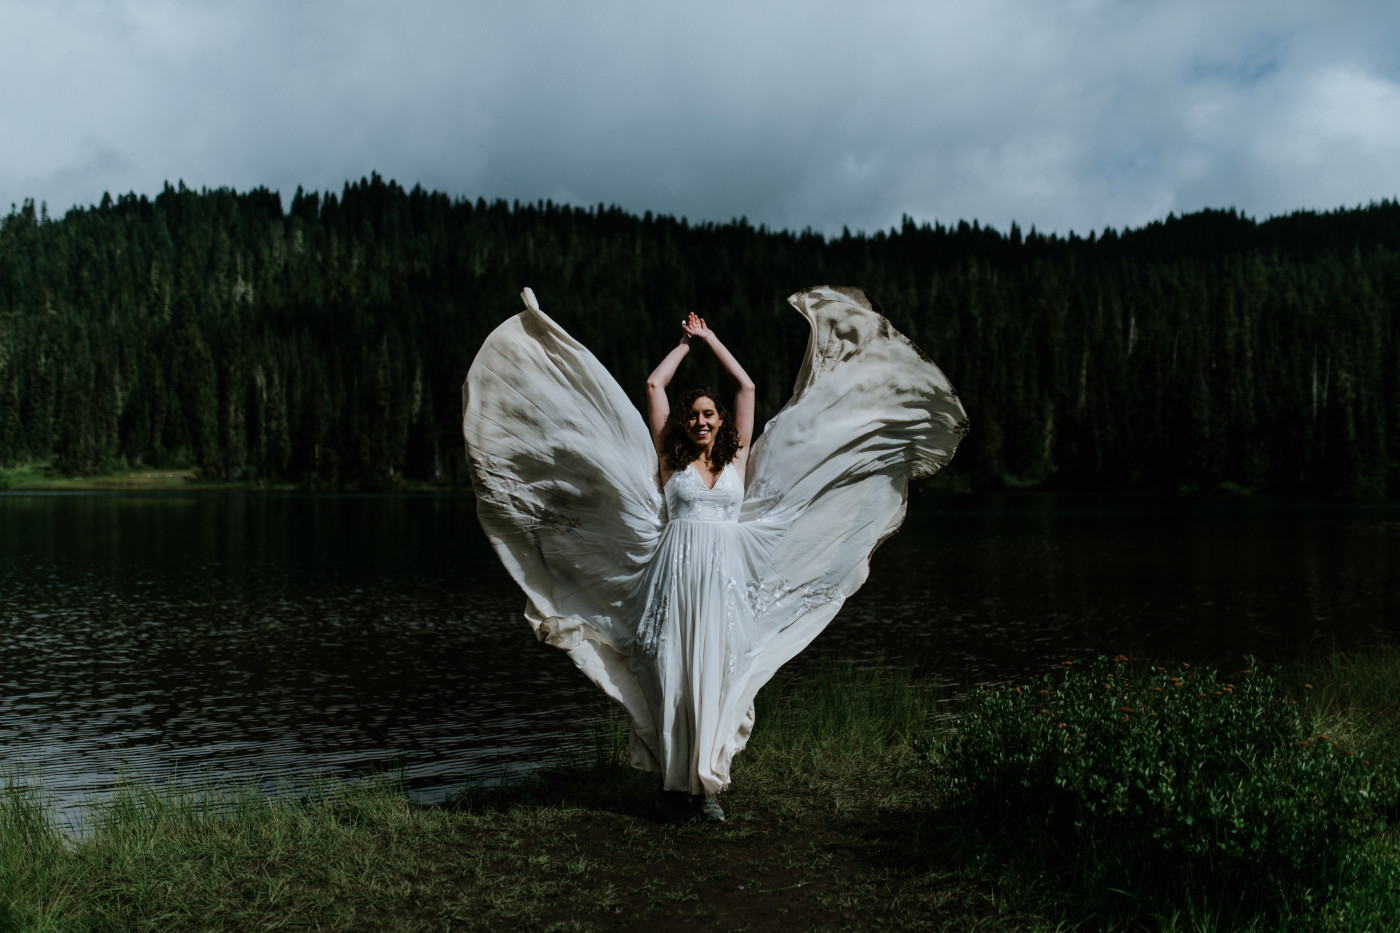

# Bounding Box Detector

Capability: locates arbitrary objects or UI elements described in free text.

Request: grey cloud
[2,0,1397,234]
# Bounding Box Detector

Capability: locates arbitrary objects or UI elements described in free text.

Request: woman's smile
[686,398,722,448]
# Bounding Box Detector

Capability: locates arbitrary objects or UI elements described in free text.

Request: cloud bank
[3,0,1398,235]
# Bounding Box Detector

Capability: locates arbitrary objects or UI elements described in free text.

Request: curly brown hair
[663,386,743,471]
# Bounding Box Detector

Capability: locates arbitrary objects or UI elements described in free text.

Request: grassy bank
[0,460,290,492]
[3,654,1399,932]
[0,460,452,493]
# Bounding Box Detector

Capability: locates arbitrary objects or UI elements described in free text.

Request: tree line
[1,174,1396,494]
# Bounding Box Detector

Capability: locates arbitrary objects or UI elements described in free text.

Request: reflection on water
[2,491,1396,810]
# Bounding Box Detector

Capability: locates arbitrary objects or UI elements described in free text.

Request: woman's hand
[681,312,714,344]
[680,312,754,449]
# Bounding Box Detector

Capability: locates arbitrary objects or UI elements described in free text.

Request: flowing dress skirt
[462,286,968,795]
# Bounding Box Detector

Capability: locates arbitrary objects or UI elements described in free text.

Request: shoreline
[0,461,454,494]
[4,460,1395,500]
[4,655,1398,931]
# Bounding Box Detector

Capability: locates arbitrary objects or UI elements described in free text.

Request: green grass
[0,459,455,493]
[0,461,63,490]
[2,655,1398,931]
[1302,647,1400,756]
[0,459,226,491]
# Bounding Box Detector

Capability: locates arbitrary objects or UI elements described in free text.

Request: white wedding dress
[462,286,968,796]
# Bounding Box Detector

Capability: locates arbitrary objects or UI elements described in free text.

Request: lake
[2,491,1396,811]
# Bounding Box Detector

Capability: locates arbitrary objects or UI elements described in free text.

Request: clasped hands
[679,311,715,347]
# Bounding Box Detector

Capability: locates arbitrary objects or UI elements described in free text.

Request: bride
[462,286,967,824]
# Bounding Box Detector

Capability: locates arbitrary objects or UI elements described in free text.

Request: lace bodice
[665,462,743,523]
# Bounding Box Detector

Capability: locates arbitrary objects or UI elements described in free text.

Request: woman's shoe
[699,796,725,822]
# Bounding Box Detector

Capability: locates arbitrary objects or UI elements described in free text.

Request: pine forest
[1,174,1397,495]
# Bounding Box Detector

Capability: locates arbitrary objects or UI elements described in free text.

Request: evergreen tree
[0,182,1396,494]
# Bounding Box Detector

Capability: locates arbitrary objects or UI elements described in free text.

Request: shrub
[928,656,1400,919]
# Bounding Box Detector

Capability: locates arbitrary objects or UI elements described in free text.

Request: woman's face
[685,397,724,450]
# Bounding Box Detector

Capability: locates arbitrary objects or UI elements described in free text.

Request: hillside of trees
[1,175,1397,494]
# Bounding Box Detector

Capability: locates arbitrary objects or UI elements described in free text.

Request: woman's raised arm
[646,329,691,452]
[683,314,755,448]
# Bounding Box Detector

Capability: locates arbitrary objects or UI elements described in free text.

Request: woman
[634,312,754,822]
[462,286,967,824]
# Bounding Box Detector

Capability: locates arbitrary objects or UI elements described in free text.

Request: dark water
[2,491,1396,810]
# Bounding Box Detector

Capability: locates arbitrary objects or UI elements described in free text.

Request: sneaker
[699,796,725,822]
[655,790,697,825]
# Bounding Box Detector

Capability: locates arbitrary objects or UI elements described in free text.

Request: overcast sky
[3,0,1398,236]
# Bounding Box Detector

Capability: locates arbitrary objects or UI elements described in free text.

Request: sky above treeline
[4,1,1399,237]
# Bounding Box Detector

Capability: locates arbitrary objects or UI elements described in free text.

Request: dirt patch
[423,785,1011,932]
